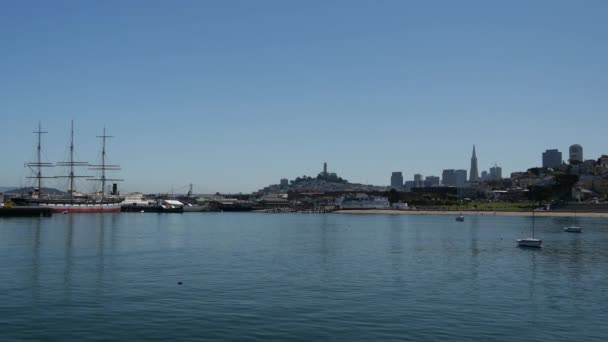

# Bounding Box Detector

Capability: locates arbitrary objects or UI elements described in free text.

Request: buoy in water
[177,281,183,285]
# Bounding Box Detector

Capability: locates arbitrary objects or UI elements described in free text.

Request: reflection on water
[64,215,74,302]
[96,214,106,297]
[0,213,607,341]
[388,215,404,286]
[31,218,42,303]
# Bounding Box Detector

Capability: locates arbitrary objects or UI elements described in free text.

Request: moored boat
[516,237,543,248]
[12,122,123,213]
[563,212,582,233]
[517,210,542,248]
[11,197,122,213]
[563,226,582,233]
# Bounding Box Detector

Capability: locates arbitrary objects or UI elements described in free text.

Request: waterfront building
[469,145,479,182]
[280,178,289,189]
[425,176,440,187]
[390,172,404,189]
[489,165,502,180]
[569,144,583,164]
[542,149,562,168]
[442,169,456,186]
[455,169,467,186]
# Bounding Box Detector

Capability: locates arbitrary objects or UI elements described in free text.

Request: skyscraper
[481,171,489,180]
[424,176,440,187]
[455,169,467,186]
[442,169,456,186]
[414,174,423,187]
[542,149,562,168]
[469,145,479,182]
[489,165,502,180]
[390,172,404,189]
[569,144,583,164]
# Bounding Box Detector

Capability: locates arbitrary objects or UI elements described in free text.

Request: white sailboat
[517,210,542,248]
[563,211,582,233]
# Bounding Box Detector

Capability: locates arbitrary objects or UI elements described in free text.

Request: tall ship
[12,122,124,213]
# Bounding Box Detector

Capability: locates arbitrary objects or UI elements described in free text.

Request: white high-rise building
[569,144,583,164]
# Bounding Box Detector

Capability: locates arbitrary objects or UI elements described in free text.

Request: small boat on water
[517,237,543,248]
[456,214,464,222]
[517,210,542,248]
[563,212,582,233]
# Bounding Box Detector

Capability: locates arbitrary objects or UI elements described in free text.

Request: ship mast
[70,122,75,196]
[88,126,122,199]
[56,121,90,201]
[26,122,54,197]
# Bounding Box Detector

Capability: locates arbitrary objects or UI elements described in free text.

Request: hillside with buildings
[255,145,608,207]
[256,162,386,195]
[389,145,608,205]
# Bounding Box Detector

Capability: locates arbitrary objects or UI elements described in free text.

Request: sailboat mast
[28,121,53,196]
[56,121,90,199]
[88,127,122,199]
[101,127,107,199]
[36,122,43,193]
[26,123,54,198]
[69,120,75,200]
[532,210,535,238]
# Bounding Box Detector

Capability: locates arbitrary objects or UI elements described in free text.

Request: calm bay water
[1,212,607,341]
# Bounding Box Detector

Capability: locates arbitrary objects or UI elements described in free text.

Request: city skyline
[1,1,607,193]
[0,119,603,194]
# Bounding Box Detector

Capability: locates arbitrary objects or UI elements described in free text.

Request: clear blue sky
[1,0,607,194]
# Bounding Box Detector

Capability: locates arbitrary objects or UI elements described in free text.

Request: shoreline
[333,209,608,218]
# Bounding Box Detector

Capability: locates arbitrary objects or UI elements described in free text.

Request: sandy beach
[334,209,608,218]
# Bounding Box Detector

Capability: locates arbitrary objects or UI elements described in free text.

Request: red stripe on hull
[51,207,121,213]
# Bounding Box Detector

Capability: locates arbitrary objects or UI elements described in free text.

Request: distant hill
[0,187,16,193]
[257,178,386,195]
[1,187,66,195]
